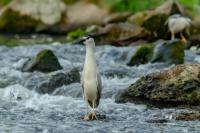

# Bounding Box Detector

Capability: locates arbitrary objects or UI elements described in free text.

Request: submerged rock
[22,49,62,73]
[116,64,200,107]
[175,111,200,121]
[24,68,80,94]
[127,44,154,66]
[151,39,184,64]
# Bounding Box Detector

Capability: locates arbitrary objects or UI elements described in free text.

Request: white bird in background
[78,35,102,120]
[166,14,192,42]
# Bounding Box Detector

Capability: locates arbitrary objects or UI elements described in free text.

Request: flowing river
[0,44,199,133]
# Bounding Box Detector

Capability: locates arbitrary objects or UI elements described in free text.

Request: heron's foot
[180,33,187,43]
[83,113,91,121]
[181,37,187,43]
[83,112,98,121]
[91,112,98,120]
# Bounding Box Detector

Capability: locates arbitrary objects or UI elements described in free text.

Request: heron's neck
[85,45,96,68]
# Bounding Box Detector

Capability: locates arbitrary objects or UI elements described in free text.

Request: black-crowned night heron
[166,14,192,42]
[78,35,102,120]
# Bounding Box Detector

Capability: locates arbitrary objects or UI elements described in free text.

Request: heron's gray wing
[81,69,85,97]
[96,72,102,106]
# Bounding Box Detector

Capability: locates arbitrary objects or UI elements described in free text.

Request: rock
[127,0,185,39]
[187,35,200,49]
[53,83,82,97]
[127,44,154,66]
[145,119,168,123]
[94,23,150,46]
[24,68,80,94]
[116,64,200,107]
[142,14,169,39]
[188,19,200,48]
[66,1,108,26]
[151,39,184,65]
[175,111,200,121]
[104,12,132,24]
[0,0,67,33]
[22,49,62,73]
[127,11,150,26]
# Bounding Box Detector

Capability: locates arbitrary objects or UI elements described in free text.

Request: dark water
[0,44,199,133]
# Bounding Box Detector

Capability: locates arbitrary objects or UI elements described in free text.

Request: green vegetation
[106,0,165,12]
[0,0,12,6]
[66,28,86,42]
[99,0,200,15]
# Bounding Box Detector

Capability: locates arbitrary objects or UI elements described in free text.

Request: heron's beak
[73,38,85,45]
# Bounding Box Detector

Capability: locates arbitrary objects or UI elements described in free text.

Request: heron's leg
[92,101,98,120]
[171,31,175,40]
[180,32,187,43]
[83,99,90,120]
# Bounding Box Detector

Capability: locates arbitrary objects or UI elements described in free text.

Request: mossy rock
[127,44,154,66]
[142,14,169,39]
[151,39,184,65]
[0,8,43,33]
[116,64,200,107]
[22,49,62,73]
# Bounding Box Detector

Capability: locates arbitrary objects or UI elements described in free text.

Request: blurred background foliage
[1,0,200,15]
[0,0,12,6]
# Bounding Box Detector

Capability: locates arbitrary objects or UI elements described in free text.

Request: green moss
[127,12,148,26]
[127,44,154,66]
[188,91,200,105]
[0,8,42,33]
[66,28,86,42]
[142,14,169,39]
[170,41,184,64]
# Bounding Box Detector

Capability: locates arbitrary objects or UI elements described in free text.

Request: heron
[166,14,192,42]
[78,35,102,120]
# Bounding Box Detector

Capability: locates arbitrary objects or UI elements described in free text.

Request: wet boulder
[24,68,80,94]
[0,0,67,33]
[116,64,200,107]
[175,111,200,121]
[104,12,132,24]
[22,49,62,73]
[94,23,150,46]
[127,44,154,66]
[151,39,184,65]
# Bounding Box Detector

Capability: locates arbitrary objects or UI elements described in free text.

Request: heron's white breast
[83,45,98,100]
